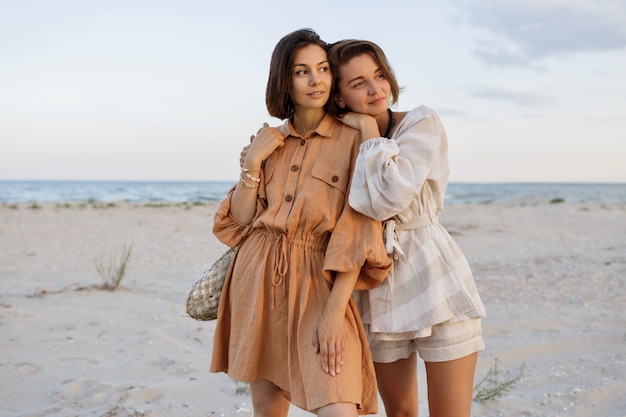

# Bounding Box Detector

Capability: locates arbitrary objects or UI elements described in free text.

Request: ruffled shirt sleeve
[321,136,392,290]
[349,106,449,221]
[212,175,269,248]
[322,201,391,290]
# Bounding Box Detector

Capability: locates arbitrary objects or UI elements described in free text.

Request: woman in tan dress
[210,29,391,416]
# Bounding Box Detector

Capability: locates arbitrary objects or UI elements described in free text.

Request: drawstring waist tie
[260,230,328,309]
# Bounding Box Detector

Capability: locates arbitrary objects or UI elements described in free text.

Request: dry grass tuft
[95,243,133,291]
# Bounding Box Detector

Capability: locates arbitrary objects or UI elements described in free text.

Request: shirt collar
[279,113,336,140]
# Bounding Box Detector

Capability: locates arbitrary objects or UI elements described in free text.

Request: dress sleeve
[349,107,447,220]
[212,180,267,248]
[323,197,392,290]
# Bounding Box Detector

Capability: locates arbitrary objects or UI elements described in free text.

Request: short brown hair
[327,39,401,116]
[266,29,329,119]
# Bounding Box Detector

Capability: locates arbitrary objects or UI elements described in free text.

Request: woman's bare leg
[424,352,478,417]
[317,402,358,417]
[374,352,419,417]
[249,379,290,417]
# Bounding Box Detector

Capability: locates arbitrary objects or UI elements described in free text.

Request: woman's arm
[349,107,446,220]
[229,126,285,224]
[312,267,360,376]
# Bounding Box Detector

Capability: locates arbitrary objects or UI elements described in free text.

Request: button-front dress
[210,114,392,414]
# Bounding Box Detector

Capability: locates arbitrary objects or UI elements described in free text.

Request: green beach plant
[95,243,133,291]
[235,381,250,395]
[473,358,525,403]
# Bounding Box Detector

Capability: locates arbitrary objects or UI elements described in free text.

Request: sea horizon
[1,180,626,205]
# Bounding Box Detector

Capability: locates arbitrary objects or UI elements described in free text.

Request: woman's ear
[334,95,346,109]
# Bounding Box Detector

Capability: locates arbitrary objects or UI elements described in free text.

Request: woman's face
[336,53,390,117]
[290,44,332,113]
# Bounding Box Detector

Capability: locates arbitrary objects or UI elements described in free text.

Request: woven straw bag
[186,247,236,321]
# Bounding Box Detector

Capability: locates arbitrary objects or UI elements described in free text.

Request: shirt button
[290,165,299,172]
[331,175,339,183]
[393,254,400,260]
[285,195,293,202]
[300,139,306,146]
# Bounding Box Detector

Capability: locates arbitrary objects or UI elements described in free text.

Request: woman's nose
[368,82,381,95]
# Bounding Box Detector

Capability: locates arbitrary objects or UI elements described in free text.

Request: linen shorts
[368,317,484,363]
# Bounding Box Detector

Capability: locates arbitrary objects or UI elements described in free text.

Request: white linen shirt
[349,105,486,341]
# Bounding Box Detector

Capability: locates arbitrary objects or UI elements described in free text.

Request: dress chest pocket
[311,161,349,194]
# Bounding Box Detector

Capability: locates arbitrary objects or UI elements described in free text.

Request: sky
[1,0,625,183]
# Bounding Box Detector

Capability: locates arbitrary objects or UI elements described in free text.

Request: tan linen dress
[210,115,392,414]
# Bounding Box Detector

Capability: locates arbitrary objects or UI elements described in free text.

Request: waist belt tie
[380,214,439,301]
[384,214,439,258]
[271,234,289,309]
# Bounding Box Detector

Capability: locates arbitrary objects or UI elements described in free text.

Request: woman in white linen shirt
[327,39,487,417]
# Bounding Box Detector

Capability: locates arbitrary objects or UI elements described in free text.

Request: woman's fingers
[239,144,251,168]
[319,339,344,376]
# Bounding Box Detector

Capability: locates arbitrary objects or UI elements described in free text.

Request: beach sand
[1,200,625,417]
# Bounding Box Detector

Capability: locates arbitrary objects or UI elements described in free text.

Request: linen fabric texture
[349,105,487,345]
[366,317,485,363]
[210,115,392,414]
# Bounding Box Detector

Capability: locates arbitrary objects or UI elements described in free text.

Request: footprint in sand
[59,356,100,365]
[15,362,43,375]
[60,379,117,403]
[60,378,166,406]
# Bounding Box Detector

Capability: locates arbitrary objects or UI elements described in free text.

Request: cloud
[468,86,558,106]
[454,0,626,66]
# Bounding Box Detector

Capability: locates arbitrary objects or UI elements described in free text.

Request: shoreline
[1,201,625,416]
[3,181,626,206]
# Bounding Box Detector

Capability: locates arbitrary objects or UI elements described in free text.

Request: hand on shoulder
[338,112,380,141]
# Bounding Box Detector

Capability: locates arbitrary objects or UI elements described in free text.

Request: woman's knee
[249,379,290,417]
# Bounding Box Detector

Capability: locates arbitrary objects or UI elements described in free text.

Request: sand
[1,200,625,417]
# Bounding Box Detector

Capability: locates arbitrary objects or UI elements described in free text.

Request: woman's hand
[311,268,360,376]
[338,112,380,141]
[239,122,267,167]
[239,143,251,168]
[241,123,285,170]
[312,311,346,376]
[229,123,283,224]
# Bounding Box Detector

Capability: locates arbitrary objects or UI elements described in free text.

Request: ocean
[1,180,626,204]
